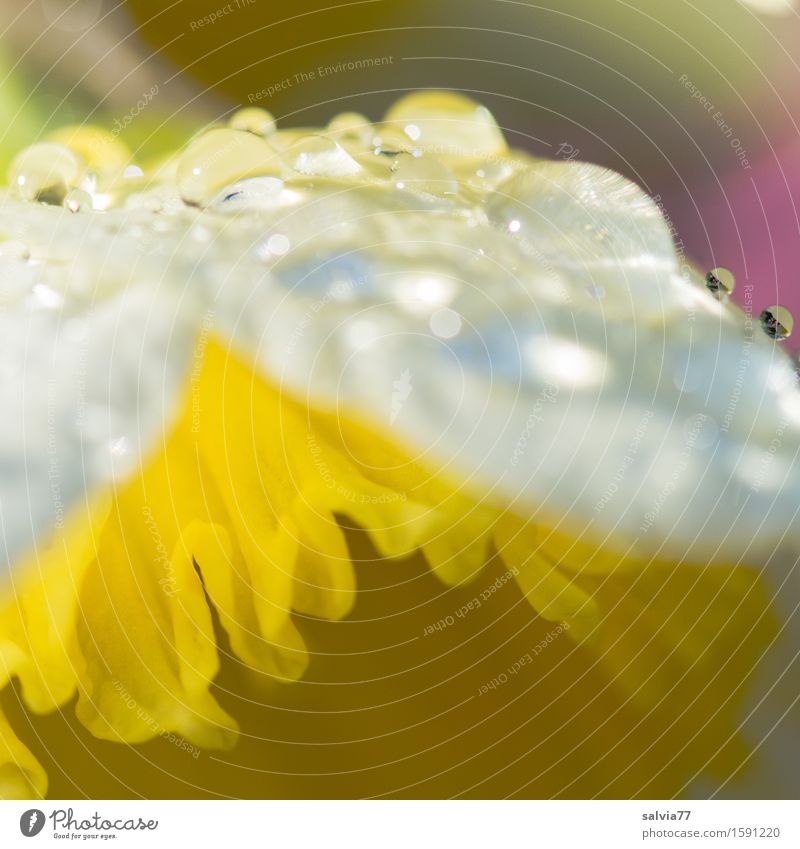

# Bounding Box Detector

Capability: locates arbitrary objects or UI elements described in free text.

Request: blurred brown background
[3,1,797,175]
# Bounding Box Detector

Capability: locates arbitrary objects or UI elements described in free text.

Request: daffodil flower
[0,92,797,799]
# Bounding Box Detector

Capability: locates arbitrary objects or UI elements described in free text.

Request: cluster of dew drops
[0,89,794,348]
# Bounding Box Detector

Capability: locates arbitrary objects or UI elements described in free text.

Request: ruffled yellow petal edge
[0,336,778,798]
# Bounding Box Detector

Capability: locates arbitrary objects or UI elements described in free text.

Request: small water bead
[391,153,458,197]
[466,159,517,193]
[760,305,794,340]
[64,188,93,213]
[705,267,735,300]
[210,176,289,212]
[327,112,374,146]
[228,107,276,137]
[289,135,361,178]
[8,142,84,204]
[383,91,508,158]
[370,126,420,156]
[176,128,284,206]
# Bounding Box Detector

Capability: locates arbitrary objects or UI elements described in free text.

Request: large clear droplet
[8,142,84,204]
[176,128,283,206]
[760,305,794,340]
[228,107,276,137]
[289,135,362,178]
[383,91,508,157]
[705,267,735,300]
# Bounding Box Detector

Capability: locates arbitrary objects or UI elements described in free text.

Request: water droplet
[123,165,144,179]
[64,188,92,213]
[760,305,793,340]
[370,126,419,156]
[391,153,457,197]
[176,128,283,206]
[466,159,517,192]
[327,112,373,146]
[228,107,276,137]
[383,91,508,157]
[290,135,362,177]
[8,142,84,204]
[705,267,735,300]
[210,176,287,211]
